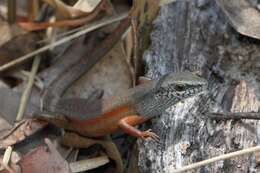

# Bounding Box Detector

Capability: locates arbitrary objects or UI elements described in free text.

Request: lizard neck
[133,72,207,118]
[135,82,205,118]
[135,90,180,118]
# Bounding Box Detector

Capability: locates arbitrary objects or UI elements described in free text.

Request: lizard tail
[41,89,59,112]
[41,17,131,112]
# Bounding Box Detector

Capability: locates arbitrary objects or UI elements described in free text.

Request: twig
[69,156,109,173]
[172,145,260,173]
[0,120,27,140]
[7,0,16,24]
[16,56,41,121]
[160,0,176,6]
[19,12,100,31]
[3,146,12,166]
[100,136,124,173]
[19,0,107,31]
[61,133,123,173]
[0,13,128,72]
[0,146,12,171]
[38,23,90,44]
[208,112,260,120]
[63,147,74,160]
[0,157,14,173]
[27,0,39,21]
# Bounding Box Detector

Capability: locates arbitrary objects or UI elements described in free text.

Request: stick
[3,146,12,166]
[160,0,176,6]
[0,13,128,72]
[16,56,41,121]
[0,146,12,171]
[172,145,260,173]
[70,156,109,173]
[7,0,16,24]
[0,157,14,173]
[208,112,260,120]
[27,0,39,21]
[19,0,107,31]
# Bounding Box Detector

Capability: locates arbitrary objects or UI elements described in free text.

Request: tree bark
[138,0,260,172]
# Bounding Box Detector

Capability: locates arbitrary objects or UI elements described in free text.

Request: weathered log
[138,0,260,172]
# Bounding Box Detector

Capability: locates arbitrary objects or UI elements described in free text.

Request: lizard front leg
[118,115,159,140]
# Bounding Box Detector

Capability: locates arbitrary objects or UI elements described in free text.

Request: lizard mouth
[155,83,207,100]
[186,84,207,95]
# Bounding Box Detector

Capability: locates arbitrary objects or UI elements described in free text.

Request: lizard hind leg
[61,132,124,173]
[118,115,160,141]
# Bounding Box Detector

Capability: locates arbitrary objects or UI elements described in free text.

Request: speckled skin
[38,72,207,138]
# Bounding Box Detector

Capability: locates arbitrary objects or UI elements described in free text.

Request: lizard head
[155,72,207,100]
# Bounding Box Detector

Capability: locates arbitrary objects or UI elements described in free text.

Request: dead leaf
[160,0,176,6]
[65,42,132,99]
[0,88,40,124]
[27,0,40,21]
[19,0,110,31]
[42,0,84,19]
[70,156,109,173]
[0,149,22,173]
[124,27,136,85]
[0,21,25,47]
[38,36,88,86]
[61,133,123,173]
[19,138,70,173]
[0,1,28,21]
[137,76,152,85]
[0,117,12,136]
[126,144,139,173]
[215,0,260,39]
[0,157,15,173]
[10,152,21,165]
[0,119,48,149]
[73,0,102,13]
[0,32,40,66]
[42,0,103,19]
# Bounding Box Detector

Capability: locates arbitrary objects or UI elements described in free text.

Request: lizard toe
[141,129,160,141]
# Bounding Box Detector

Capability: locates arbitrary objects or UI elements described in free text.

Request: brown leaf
[69,156,109,173]
[65,42,132,99]
[0,32,40,67]
[19,138,70,173]
[42,0,103,19]
[43,0,85,19]
[73,0,102,13]
[0,20,25,47]
[19,0,110,31]
[0,119,48,149]
[0,88,40,125]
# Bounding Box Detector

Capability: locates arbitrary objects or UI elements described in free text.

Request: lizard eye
[175,85,185,91]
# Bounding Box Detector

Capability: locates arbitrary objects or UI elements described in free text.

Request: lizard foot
[141,129,160,141]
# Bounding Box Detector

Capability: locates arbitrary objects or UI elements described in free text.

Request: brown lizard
[35,5,207,172]
[38,72,207,139]
[37,72,207,173]
[37,16,131,173]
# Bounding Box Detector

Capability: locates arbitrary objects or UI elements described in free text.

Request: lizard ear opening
[137,76,152,85]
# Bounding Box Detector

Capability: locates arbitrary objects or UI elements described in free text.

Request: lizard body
[33,4,206,172]
[38,72,207,139]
